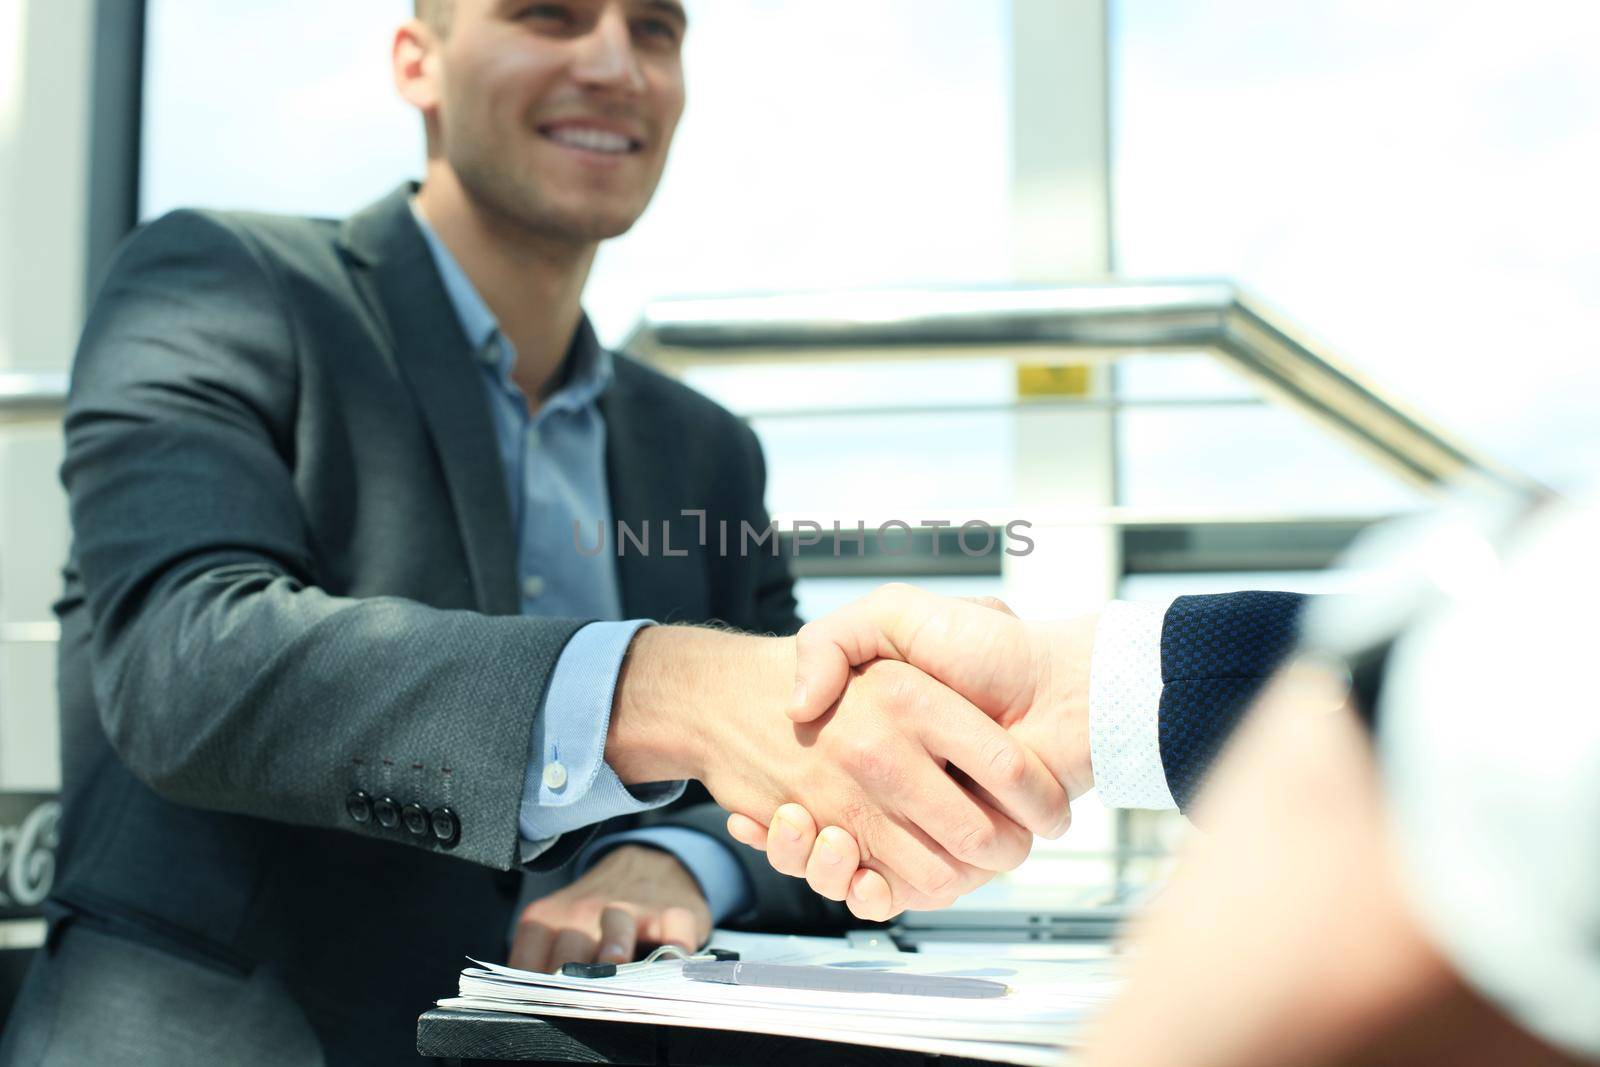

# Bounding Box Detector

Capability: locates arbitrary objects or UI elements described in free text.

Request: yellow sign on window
[1016,363,1092,398]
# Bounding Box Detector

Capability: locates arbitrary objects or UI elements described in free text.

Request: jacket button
[430,807,460,849]
[345,791,372,824]
[401,803,430,837]
[373,796,400,829]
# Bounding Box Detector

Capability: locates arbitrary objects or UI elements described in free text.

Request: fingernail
[601,944,627,962]
[776,817,801,842]
[817,837,840,865]
[790,678,807,709]
[1049,811,1072,839]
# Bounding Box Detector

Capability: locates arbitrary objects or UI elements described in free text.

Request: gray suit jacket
[16,184,835,1065]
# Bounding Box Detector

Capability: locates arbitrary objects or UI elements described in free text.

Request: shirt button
[542,762,568,791]
[522,575,545,600]
[477,341,499,367]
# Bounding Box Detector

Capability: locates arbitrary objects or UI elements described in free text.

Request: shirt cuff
[1088,599,1177,809]
[519,620,686,847]
[577,827,756,927]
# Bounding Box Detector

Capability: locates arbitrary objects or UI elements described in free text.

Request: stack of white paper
[437,930,1122,1066]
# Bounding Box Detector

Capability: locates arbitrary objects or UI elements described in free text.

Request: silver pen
[681,960,1009,999]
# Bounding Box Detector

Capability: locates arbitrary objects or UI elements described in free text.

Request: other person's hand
[508,845,711,973]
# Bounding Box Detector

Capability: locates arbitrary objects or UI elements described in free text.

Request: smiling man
[0,3,1067,1064]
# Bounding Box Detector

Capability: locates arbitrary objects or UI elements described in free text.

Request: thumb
[790,583,936,722]
[789,615,869,723]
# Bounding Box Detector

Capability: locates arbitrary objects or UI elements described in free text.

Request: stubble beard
[451,132,649,246]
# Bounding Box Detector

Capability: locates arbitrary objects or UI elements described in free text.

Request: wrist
[592,841,689,883]
[1028,614,1097,798]
[606,626,793,785]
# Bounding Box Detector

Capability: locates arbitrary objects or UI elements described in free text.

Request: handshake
[606,583,1101,922]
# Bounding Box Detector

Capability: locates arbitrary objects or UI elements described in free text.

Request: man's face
[430,0,687,242]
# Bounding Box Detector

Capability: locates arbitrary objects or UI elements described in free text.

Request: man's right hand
[602,625,1071,918]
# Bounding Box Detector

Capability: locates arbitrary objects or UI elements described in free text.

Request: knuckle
[873,581,915,602]
[982,734,1028,789]
[921,866,961,900]
[952,820,996,862]
[844,737,906,792]
[876,668,926,717]
[520,900,555,925]
[837,797,884,856]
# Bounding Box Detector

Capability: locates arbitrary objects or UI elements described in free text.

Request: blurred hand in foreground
[1085,662,1578,1067]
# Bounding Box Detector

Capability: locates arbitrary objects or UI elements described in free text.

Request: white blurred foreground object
[437,929,1121,1066]
[1379,493,1600,1060]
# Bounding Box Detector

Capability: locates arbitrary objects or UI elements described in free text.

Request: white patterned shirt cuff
[1088,599,1177,809]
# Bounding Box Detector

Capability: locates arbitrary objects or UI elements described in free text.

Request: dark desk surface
[417,1008,1013,1066]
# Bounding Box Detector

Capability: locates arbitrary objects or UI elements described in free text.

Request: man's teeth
[545,127,634,154]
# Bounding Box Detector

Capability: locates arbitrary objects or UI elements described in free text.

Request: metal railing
[625,280,1541,900]
[625,282,1538,499]
[0,373,68,423]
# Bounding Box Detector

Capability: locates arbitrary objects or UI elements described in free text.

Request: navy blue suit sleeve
[1159,592,1308,811]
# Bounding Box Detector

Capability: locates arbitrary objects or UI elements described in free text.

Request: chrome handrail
[0,372,68,421]
[624,282,1539,498]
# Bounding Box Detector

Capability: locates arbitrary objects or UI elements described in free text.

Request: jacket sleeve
[63,209,586,871]
[1158,591,1308,811]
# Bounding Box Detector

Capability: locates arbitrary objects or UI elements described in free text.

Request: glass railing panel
[1117,404,1426,513]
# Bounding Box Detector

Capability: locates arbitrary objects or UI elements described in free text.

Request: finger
[953,765,1072,840]
[546,928,599,973]
[596,906,638,965]
[857,808,990,904]
[918,697,1071,841]
[657,906,702,952]
[790,617,871,723]
[767,804,818,878]
[855,846,972,920]
[790,583,936,723]
[725,812,769,851]
[509,917,553,974]
[805,825,860,902]
[846,868,897,922]
[796,584,1038,724]
[895,750,1035,871]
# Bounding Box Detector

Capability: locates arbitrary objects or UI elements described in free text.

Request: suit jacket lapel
[601,375,698,621]
[339,185,519,616]
[599,384,655,620]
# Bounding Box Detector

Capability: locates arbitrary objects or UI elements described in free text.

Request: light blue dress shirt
[411,204,752,924]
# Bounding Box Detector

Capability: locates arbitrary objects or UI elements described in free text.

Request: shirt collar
[408,198,613,410]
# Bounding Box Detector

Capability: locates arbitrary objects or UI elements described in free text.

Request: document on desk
[436,930,1122,1066]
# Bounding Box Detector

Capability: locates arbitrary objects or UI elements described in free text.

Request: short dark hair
[415,0,453,35]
